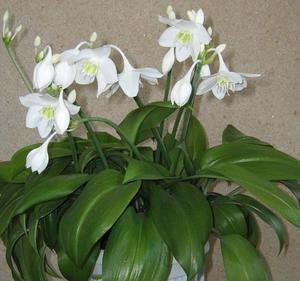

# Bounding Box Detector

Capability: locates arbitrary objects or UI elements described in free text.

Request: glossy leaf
[103,207,171,281]
[212,201,247,237]
[247,213,260,248]
[232,194,286,252]
[59,169,141,266]
[221,234,268,281]
[123,159,171,183]
[281,180,300,203]
[210,163,300,228]
[119,101,177,144]
[186,115,207,169]
[149,184,212,279]
[201,142,300,180]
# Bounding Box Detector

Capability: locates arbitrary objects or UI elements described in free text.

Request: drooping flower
[33,46,55,90]
[159,8,211,62]
[74,46,118,97]
[19,90,80,138]
[26,132,56,174]
[108,45,163,97]
[170,60,200,107]
[197,45,260,100]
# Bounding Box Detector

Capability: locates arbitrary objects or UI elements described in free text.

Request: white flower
[158,9,211,62]
[197,46,260,100]
[74,46,118,97]
[170,60,199,107]
[187,9,204,24]
[26,132,56,174]
[53,41,90,89]
[19,91,80,138]
[108,45,163,97]
[33,46,55,90]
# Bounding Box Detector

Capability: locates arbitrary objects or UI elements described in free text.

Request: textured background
[0,0,299,280]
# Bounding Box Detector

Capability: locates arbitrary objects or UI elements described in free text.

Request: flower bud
[166,5,175,20]
[162,47,175,75]
[89,32,97,43]
[3,10,9,24]
[54,61,76,89]
[67,89,77,104]
[52,53,60,64]
[34,36,41,47]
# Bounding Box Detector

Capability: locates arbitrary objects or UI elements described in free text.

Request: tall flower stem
[3,44,33,92]
[133,96,171,169]
[67,131,80,172]
[159,69,172,135]
[170,63,202,175]
[77,116,143,160]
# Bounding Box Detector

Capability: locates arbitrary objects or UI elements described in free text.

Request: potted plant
[0,6,299,281]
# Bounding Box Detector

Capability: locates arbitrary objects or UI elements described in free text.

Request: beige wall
[0,0,299,280]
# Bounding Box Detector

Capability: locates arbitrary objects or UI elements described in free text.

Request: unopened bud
[89,32,97,43]
[3,10,9,24]
[187,10,196,21]
[216,44,226,53]
[34,36,41,47]
[15,24,22,33]
[166,5,175,20]
[67,89,77,104]
[207,26,213,36]
[35,50,44,62]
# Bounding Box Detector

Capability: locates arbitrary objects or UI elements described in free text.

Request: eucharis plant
[1,6,300,281]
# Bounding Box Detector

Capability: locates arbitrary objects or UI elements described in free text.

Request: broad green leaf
[247,213,260,248]
[149,184,212,279]
[78,147,98,172]
[222,125,271,147]
[119,101,177,144]
[103,207,171,281]
[123,159,171,183]
[56,242,99,281]
[212,201,247,237]
[201,142,300,180]
[231,194,286,252]
[0,161,13,182]
[210,163,300,228]
[281,180,300,202]
[186,115,207,169]
[59,169,141,266]
[221,234,268,281]
[15,174,90,215]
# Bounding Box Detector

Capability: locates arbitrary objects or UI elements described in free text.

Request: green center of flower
[217,75,230,87]
[177,30,192,44]
[40,106,55,120]
[81,60,98,76]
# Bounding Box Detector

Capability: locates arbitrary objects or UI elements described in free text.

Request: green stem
[67,131,80,172]
[170,63,202,175]
[4,44,33,92]
[133,96,171,168]
[159,69,172,135]
[78,116,143,160]
[171,107,184,139]
[76,108,109,168]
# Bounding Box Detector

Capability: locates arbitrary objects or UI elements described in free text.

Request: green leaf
[210,163,300,228]
[220,234,268,281]
[149,184,212,279]
[59,169,141,266]
[15,174,90,215]
[247,213,260,248]
[212,200,247,237]
[222,125,271,147]
[0,161,13,182]
[123,159,171,183]
[201,142,300,180]
[119,101,177,144]
[103,207,171,281]
[231,194,286,252]
[56,242,100,281]
[78,147,98,172]
[186,115,207,169]
[281,180,300,202]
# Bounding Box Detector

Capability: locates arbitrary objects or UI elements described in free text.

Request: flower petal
[137,67,163,78]
[175,44,192,62]
[118,69,140,97]
[25,106,41,128]
[54,91,70,134]
[239,72,261,78]
[158,26,179,47]
[162,48,175,74]
[54,61,76,89]
[170,80,192,107]
[196,76,218,96]
[212,85,227,100]
[75,60,96,85]
[98,58,118,84]
[37,118,53,138]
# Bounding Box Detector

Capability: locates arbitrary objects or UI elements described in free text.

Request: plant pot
[90,243,209,281]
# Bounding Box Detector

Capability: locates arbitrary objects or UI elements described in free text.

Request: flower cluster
[4,5,259,174]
